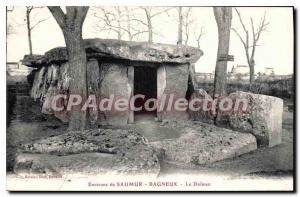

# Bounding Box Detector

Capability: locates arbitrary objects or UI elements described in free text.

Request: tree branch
[30,17,50,30]
[47,6,66,29]
[232,28,247,47]
[234,8,248,34]
[150,7,172,18]
[130,18,148,27]
[94,12,130,35]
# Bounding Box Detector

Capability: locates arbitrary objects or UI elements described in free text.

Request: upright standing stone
[87,59,101,127]
[127,66,134,124]
[157,64,189,121]
[99,63,131,125]
[157,66,167,121]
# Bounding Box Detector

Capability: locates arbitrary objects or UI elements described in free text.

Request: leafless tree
[124,7,134,41]
[25,6,49,55]
[181,7,197,46]
[134,7,171,43]
[232,8,269,87]
[93,7,148,41]
[93,7,123,40]
[182,7,195,46]
[48,6,89,131]
[194,26,205,49]
[177,7,202,47]
[213,7,233,97]
[194,25,205,49]
[177,7,183,46]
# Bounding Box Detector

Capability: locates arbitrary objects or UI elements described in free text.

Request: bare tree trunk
[249,61,255,89]
[63,30,88,130]
[117,8,122,40]
[148,20,153,43]
[197,40,200,49]
[48,6,89,131]
[232,9,269,90]
[117,26,121,40]
[125,8,133,41]
[213,7,232,98]
[26,9,33,55]
[177,7,183,46]
[144,9,153,43]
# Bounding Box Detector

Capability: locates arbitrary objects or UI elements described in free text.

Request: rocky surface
[188,88,214,124]
[14,129,160,176]
[150,121,257,165]
[187,89,283,148]
[216,91,283,147]
[14,153,115,175]
[31,63,70,122]
[7,96,294,189]
[22,38,203,68]
[159,105,293,180]
[29,60,134,125]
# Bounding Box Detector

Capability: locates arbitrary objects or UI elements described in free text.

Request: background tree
[93,7,123,40]
[175,7,205,48]
[177,7,183,46]
[232,8,269,88]
[25,6,49,55]
[194,25,205,49]
[93,7,147,41]
[135,7,171,43]
[48,6,89,131]
[213,7,232,97]
[182,7,195,46]
[177,7,196,47]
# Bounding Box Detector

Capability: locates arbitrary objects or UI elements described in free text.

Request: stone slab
[216,91,283,147]
[150,122,257,165]
[157,64,189,121]
[22,38,203,68]
[14,129,160,176]
[99,63,131,125]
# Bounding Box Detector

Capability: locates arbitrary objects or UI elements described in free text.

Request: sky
[6,6,294,75]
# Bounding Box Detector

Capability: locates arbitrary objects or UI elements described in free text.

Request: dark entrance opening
[134,66,157,118]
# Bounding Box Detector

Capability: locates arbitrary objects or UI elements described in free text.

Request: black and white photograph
[4,3,295,192]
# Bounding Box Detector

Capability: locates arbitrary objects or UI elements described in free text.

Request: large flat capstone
[21,38,203,68]
[14,129,160,176]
